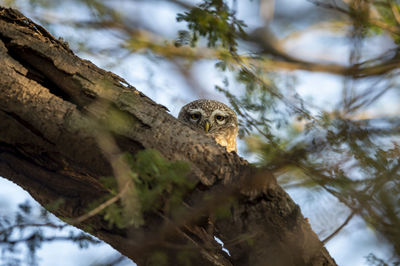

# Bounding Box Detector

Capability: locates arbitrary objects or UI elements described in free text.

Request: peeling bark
[0,7,336,266]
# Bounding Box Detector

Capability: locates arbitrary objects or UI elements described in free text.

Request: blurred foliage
[1,0,400,265]
[98,149,193,228]
[366,253,400,266]
[176,0,246,51]
[0,201,100,266]
[129,149,193,214]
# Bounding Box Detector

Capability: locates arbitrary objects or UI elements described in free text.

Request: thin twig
[0,234,100,245]
[0,223,66,236]
[67,183,130,225]
[322,211,356,243]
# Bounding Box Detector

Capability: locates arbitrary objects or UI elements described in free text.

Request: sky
[0,0,399,265]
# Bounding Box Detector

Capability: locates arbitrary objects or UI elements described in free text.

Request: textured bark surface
[0,7,336,266]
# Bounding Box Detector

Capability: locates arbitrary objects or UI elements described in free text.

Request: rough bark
[0,7,336,266]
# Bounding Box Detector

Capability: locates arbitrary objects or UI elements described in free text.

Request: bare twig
[0,234,100,245]
[322,211,356,243]
[67,183,131,225]
[0,223,66,236]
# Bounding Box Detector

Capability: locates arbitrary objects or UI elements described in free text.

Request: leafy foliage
[129,149,194,213]
[98,149,193,228]
[176,0,246,51]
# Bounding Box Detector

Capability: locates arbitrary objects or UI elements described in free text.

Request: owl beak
[204,121,210,133]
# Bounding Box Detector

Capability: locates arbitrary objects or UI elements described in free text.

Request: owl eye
[190,113,201,120]
[215,115,225,122]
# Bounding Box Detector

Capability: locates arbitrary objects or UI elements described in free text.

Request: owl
[178,99,238,152]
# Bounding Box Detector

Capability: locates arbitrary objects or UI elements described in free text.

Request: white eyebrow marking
[211,110,228,124]
[211,110,227,118]
[188,108,206,122]
[188,108,206,115]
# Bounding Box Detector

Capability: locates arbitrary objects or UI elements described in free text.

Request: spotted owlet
[178,99,238,152]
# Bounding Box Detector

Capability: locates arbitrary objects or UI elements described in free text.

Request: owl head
[178,99,238,152]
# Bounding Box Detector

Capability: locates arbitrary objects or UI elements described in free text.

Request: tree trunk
[0,7,336,266]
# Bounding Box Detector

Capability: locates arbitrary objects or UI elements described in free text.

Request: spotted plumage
[178,99,238,152]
